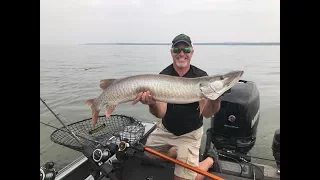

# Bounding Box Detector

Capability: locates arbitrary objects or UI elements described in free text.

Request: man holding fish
[137,34,223,180]
[87,34,243,179]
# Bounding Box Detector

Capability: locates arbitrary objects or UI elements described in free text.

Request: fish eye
[220,76,224,80]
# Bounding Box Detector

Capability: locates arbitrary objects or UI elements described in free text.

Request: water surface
[40,44,280,170]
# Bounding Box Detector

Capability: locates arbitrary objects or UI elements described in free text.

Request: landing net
[50,115,145,152]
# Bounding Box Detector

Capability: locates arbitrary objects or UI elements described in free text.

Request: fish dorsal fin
[100,79,116,90]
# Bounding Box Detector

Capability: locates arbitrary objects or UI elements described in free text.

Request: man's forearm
[149,102,166,118]
[149,102,161,118]
[211,100,221,114]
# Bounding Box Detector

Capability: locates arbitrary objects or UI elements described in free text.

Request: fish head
[200,70,244,100]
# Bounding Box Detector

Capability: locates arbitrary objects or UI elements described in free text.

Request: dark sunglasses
[172,47,192,53]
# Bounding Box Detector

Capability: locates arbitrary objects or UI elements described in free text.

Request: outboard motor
[210,80,260,156]
[272,128,280,172]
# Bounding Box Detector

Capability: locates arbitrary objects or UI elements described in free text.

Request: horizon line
[80,42,280,46]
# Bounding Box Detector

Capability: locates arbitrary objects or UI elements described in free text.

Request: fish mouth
[226,72,242,87]
[227,71,243,87]
[211,70,243,95]
[228,70,244,79]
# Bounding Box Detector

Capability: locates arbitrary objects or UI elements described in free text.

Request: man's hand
[131,91,156,105]
[210,96,222,114]
[131,91,167,118]
[140,91,156,105]
[200,96,222,118]
[212,96,222,104]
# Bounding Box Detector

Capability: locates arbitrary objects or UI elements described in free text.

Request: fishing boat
[40,79,280,180]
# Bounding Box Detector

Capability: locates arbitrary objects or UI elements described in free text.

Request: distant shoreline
[80,42,280,46]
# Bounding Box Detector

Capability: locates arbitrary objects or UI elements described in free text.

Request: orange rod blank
[144,147,225,180]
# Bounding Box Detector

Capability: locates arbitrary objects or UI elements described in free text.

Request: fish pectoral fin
[131,97,141,105]
[131,92,144,105]
[199,100,207,117]
[106,104,117,118]
[100,79,117,90]
[86,98,100,127]
[197,100,207,117]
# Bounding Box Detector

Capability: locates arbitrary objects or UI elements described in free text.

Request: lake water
[40,44,280,171]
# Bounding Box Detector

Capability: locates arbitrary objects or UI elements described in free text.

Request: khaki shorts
[145,121,203,180]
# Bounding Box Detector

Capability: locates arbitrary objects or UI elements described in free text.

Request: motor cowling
[210,80,260,155]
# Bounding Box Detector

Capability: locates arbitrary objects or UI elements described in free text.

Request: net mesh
[50,115,145,152]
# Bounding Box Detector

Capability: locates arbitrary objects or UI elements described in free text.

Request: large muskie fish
[86,70,243,126]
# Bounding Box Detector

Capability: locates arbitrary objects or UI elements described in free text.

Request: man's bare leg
[173,148,221,180]
[196,148,222,180]
[146,147,219,180]
[172,157,213,180]
[195,157,214,180]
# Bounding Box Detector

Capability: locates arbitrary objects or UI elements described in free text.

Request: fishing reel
[92,143,118,163]
[118,139,130,152]
[114,138,143,161]
[93,148,111,163]
[40,162,56,180]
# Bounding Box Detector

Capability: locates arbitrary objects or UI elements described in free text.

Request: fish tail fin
[86,99,100,127]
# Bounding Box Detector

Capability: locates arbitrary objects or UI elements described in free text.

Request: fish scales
[86,71,244,126]
[103,74,202,105]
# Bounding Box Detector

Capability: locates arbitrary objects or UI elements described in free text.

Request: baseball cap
[172,34,192,47]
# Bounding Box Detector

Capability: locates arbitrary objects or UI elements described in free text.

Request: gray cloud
[40,0,280,44]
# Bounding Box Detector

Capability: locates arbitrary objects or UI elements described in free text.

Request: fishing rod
[145,147,224,180]
[40,97,122,180]
[40,97,225,180]
[40,97,83,145]
[40,121,104,146]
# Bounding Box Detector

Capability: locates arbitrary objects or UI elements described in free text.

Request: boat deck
[84,158,279,180]
[56,121,279,180]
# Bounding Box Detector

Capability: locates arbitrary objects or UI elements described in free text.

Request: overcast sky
[40,0,280,45]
